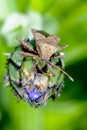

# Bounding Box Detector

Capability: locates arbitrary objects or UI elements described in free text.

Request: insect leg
[31,59,39,71]
[20,52,40,71]
[57,44,69,51]
[51,54,65,59]
[47,60,74,82]
[16,37,37,53]
[47,62,55,76]
[19,52,39,58]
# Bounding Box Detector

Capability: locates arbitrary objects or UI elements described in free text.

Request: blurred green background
[0,0,87,130]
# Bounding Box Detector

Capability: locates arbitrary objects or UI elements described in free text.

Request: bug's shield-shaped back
[36,40,58,60]
[31,29,61,60]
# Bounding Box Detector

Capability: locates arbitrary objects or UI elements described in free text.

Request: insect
[17,29,73,81]
[5,29,74,107]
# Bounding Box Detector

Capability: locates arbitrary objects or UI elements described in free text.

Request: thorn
[4,82,10,87]
[4,53,11,57]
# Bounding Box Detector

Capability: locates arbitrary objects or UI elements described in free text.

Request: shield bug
[4,29,74,107]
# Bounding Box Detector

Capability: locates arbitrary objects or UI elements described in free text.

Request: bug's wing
[31,29,46,40]
[47,35,61,45]
[32,29,60,45]
[36,40,58,60]
[31,29,67,60]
